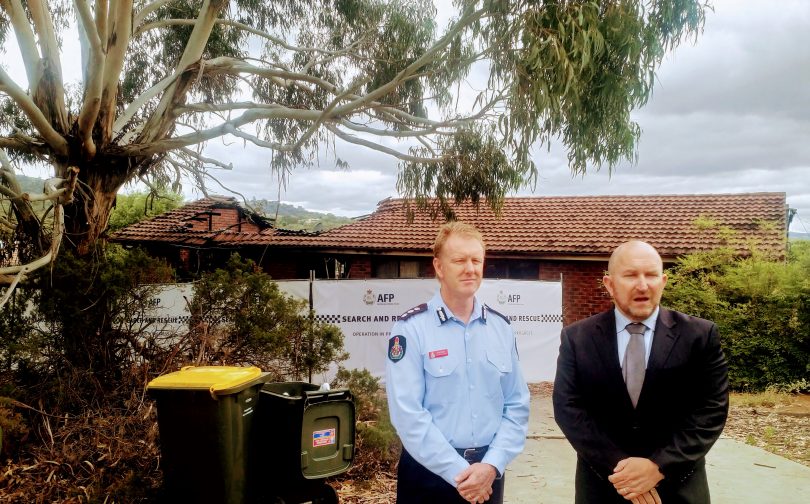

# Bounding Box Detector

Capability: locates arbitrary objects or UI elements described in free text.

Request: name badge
[429,349,448,359]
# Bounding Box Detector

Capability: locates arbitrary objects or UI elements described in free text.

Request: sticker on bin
[312,428,336,447]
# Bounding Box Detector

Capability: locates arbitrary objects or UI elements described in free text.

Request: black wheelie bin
[253,381,355,503]
[147,365,270,504]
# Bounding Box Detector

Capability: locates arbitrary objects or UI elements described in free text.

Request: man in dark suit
[553,240,729,504]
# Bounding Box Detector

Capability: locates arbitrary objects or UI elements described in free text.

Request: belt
[455,445,489,463]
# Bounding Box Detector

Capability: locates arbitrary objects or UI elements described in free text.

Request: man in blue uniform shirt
[386,222,530,504]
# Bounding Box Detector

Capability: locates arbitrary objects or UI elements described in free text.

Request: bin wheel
[312,484,338,504]
[272,484,338,504]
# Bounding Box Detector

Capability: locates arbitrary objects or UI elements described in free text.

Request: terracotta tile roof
[109,196,273,246]
[111,193,788,258]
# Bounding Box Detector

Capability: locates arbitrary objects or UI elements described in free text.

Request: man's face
[433,233,484,301]
[603,243,667,322]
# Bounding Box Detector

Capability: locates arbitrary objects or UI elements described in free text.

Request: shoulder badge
[388,335,406,362]
[484,304,511,325]
[399,303,428,321]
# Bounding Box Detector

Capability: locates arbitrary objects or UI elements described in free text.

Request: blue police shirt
[385,291,530,487]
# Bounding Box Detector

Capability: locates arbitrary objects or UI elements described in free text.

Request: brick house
[111,193,790,325]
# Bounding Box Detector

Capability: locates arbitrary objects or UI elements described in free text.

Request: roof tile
[111,193,788,258]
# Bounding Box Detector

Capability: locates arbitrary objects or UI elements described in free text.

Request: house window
[373,259,429,278]
[374,260,399,278]
[484,261,508,278]
[509,260,540,279]
[399,261,421,278]
[484,259,539,279]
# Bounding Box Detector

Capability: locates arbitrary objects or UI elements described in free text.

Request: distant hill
[247,198,354,231]
[0,174,51,213]
[15,174,46,194]
[2,177,354,232]
[790,231,809,241]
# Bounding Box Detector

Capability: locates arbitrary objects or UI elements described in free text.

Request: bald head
[607,241,663,276]
[604,240,667,322]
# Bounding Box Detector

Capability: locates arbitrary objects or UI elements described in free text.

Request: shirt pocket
[423,353,460,377]
[422,354,461,405]
[485,344,512,375]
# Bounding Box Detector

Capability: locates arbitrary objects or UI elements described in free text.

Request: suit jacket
[552,307,729,504]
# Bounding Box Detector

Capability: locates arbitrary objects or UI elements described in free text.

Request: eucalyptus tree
[0,0,708,293]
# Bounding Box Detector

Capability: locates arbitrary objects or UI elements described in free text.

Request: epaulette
[484,304,511,325]
[399,303,428,321]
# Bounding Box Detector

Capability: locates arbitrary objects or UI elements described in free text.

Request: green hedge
[662,241,810,391]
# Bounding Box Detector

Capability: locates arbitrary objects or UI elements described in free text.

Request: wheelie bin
[147,365,270,504]
[253,381,355,503]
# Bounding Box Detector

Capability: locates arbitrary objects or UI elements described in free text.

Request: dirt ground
[335,384,810,503]
[722,393,810,467]
[514,383,809,468]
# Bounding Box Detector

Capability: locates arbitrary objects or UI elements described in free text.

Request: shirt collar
[614,306,659,334]
[430,291,483,325]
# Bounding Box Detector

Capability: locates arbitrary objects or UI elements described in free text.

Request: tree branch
[0,164,67,292]
[133,0,174,29]
[325,124,443,163]
[95,0,109,52]
[112,67,184,136]
[0,67,69,156]
[138,0,229,144]
[27,0,68,131]
[98,0,133,146]
[1,0,41,90]
[75,0,106,158]
[134,17,361,59]
[333,4,486,117]
[179,147,233,170]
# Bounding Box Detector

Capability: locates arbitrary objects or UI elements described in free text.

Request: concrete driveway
[504,396,810,503]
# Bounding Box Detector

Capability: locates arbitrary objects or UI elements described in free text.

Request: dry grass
[724,392,810,467]
[730,390,795,408]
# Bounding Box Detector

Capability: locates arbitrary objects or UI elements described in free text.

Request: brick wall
[540,260,613,325]
[348,258,372,278]
[186,208,262,233]
[264,260,300,279]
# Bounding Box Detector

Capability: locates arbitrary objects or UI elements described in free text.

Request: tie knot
[626,323,646,335]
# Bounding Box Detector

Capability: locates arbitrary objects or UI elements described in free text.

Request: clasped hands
[608,457,664,503]
[455,462,497,503]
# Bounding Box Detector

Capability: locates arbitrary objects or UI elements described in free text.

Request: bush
[663,240,810,391]
[332,368,400,478]
[185,253,348,378]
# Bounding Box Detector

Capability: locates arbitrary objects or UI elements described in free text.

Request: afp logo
[497,289,521,304]
[363,289,396,305]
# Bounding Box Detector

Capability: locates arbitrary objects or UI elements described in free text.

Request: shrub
[332,368,400,478]
[185,253,347,378]
[663,240,810,391]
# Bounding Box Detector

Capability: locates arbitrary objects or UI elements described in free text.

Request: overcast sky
[5,1,809,232]
[200,0,810,232]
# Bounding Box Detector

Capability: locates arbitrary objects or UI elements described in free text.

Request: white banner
[129,279,563,383]
[275,280,311,305]
[311,279,562,383]
[478,280,563,382]
[128,283,194,334]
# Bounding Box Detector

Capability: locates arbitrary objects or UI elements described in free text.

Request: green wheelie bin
[147,365,270,504]
[254,382,355,503]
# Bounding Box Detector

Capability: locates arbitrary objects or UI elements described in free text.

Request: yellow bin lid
[147,366,268,397]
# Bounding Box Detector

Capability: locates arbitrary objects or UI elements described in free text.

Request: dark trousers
[396,448,505,504]
[574,458,710,504]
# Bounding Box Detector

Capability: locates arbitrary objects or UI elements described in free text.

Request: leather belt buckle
[462,448,478,461]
